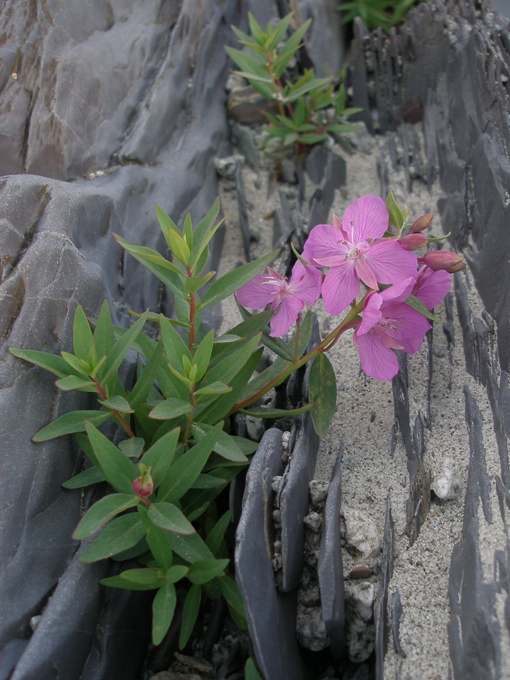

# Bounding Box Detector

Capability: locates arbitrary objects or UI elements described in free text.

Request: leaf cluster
[9,199,330,647]
[338,0,420,31]
[225,13,362,163]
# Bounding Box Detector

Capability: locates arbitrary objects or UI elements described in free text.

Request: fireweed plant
[225,13,362,165]
[10,193,464,648]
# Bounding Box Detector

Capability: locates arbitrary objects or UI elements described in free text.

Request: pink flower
[353,278,431,381]
[302,195,418,316]
[412,266,451,311]
[236,260,322,337]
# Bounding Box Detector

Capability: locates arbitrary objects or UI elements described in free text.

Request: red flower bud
[411,213,433,233]
[133,465,153,498]
[398,233,428,251]
[422,250,466,273]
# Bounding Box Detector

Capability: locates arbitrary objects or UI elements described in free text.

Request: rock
[342,509,381,559]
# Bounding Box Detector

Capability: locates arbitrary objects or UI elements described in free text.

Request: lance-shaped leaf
[149,398,192,421]
[240,404,312,419]
[156,205,180,248]
[98,395,134,413]
[93,300,116,360]
[405,294,439,322]
[191,424,247,463]
[128,340,164,409]
[192,330,214,383]
[187,558,229,585]
[386,191,406,232]
[167,531,214,563]
[202,334,262,387]
[85,421,138,494]
[148,502,195,535]
[139,506,174,571]
[205,510,232,556]
[32,410,110,442]
[218,575,247,629]
[9,347,76,378]
[101,567,166,591]
[152,580,177,645]
[245,658,262,680]
[179,583,202,649]
[73,305,96,365]
[73,493,139,540]
[309,353,337,437]
[141,427,180,488]
[79,513,146,562]
[114,234,184,297]
[95,311,149,388]
[55,375,97,393]
[62,466,106,490]
[199,250,279,310]
[157,422,223,503]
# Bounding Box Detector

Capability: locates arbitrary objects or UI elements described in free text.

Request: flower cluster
[237,194,464,381]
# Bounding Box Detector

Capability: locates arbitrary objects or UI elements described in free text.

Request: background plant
[225,13,362,164]
[338,0,420,31]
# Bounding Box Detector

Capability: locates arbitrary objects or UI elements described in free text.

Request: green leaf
[73,306,95,364]
[203,333,262,386]
[152,581,177,646]
[191,424,248,463]
[148,502,195,535]
[191,474,226,489]
[101,568,166,591]
[194,382,231,399]
[405,294,439,322]
[118,437,145,459]
[128,340,164,409]
[79,513,146,562]
[85,421,138,494]
[189,198,225,270]
[265,12,294,51]
[239,354,290,403]
[205,510,232,556]
[184,272,215,293]
[115,234,184,298]
[179,584,202,649]
[218,576,247,629]
[149,398,193,420]
[309,353,337,437]
[93,301,116,360]
[96,311,149,388]
[168,531,214,563]
[200,250,279,310]
[73,493,139,540]
[298,132,329,145]
[156,205,180,247]
[166,228,191,266]
[139,505,174,570]
[160,314,192,366]
[188,558,229,585]
[157,423,223,503]
[197,350,262,425]
[386,191,405,231]
[142,427,180,488]
[192,330,214,382]
[240,404,312,419]
[55,375,97,392]
[245,658,262,680]
[62,466,106,489]
[61,352,91,376]
[166,565,189,583]
[9,348,74,378]
[98,395,134,413]
[32,410,110,442]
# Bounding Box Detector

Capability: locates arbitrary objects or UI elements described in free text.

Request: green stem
[230,296,366,414]
[293,314,301,363]
[92,377,136,439]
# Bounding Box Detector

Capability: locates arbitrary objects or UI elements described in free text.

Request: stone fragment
[342,509,381,559]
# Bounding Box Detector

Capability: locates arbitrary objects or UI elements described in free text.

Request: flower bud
[422,250,466,273]
[411,213,433,233]
[133,464,153,498]
[398,233,428,251]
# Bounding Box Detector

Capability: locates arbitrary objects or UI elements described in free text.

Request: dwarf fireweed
[10,193,464,648]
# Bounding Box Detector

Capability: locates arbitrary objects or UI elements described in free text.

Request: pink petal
[357,292,383,336]
[321,263,360,316]
[382,301,430,353]
[413,267,451,309]
[236,273,276,310]
[365,240,418,284]
[290,261,322,306]
[380,277,417,304]
[354,258,378,290]
[302,224,347,265]
[342,195,389,243]
[354,330,400,381]
[269,295,303,337]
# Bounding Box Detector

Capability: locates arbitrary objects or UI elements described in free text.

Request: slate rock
[317,450,346,657]
[235,428,312,680]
